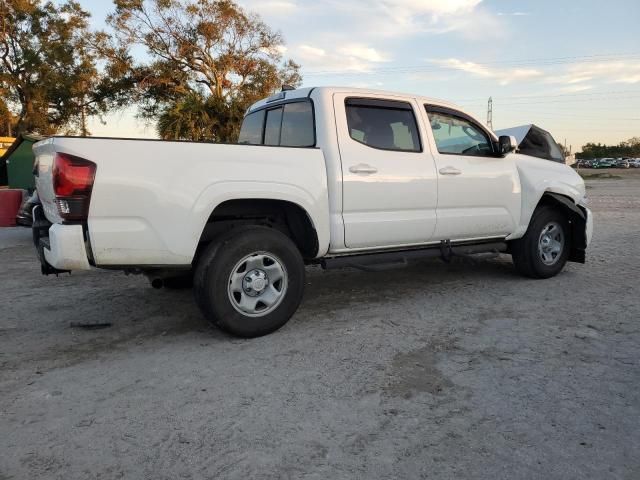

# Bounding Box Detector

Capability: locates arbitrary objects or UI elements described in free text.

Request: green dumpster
[0,134,43,191]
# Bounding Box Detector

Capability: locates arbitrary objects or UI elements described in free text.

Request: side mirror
[498,135,518,155]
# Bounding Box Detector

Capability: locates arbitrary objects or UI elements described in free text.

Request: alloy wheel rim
[228,252,288,317]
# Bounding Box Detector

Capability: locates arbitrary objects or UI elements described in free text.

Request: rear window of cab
[238,101,315,147]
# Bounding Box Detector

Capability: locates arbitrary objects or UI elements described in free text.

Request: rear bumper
[33,207,91,273]
[44,224,91,271]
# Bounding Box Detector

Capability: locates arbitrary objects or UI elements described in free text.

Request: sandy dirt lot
[1,171,639,479]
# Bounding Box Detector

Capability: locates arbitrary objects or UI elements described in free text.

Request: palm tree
[157,93,213,141]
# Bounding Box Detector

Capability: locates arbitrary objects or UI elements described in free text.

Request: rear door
[424,105,520,240]
[334,94,438,249]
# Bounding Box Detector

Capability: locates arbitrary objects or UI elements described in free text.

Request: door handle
[439,166,462,176]
[349,163,378,174]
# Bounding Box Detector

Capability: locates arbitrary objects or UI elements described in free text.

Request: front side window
[426,108,493,156]
[345,99,421,152]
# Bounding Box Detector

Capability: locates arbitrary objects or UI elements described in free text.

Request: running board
[321,241,507,270]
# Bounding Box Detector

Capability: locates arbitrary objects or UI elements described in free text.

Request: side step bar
[321,241,507,270]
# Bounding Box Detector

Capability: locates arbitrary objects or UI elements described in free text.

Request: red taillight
[52,153,96,221]
[53,153,96,196]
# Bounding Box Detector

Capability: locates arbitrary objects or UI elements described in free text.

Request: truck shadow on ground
[2,254,521,374]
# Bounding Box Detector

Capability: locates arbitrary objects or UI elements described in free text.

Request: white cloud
[389,0,482,15]
[308,0,497,39]
[338,45,389,63]
[298,45,326,58]
[259,44,288,56]
[549,60,640,86]
[426,57,640,89]
[240,0,297,12]
[560,84,594,93]
[240,0,500,41]
[430,58,543,85]
[294,43,388,73]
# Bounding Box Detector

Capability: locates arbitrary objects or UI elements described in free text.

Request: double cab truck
[32,86,593,337]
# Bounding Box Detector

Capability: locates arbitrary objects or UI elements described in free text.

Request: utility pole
[487,97,493,130]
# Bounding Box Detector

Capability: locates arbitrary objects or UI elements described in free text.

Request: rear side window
[238,109,265,144]
[345,98,421,152]
[237,100,315,147]
[264,108,283,146]
[281,102,315,147]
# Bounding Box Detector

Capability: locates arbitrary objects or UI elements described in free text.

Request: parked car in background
[30,86,593,337]
[630,158,640,168]
[596,158,615,168]
[614,158,630,168]
[577,159,593,168]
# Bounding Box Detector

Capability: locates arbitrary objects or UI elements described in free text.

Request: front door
[424,105,521,241]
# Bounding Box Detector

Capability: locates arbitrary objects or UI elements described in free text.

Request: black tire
[162,272,193,289]
[511,205,570,279]
[193,225,305,338]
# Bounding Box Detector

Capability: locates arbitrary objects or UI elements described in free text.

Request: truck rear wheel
[193,226,305,337]
[511,205,570,279]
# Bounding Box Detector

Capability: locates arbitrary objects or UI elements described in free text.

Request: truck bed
[33,137,330,266]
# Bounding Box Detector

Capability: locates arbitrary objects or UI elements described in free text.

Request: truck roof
[246,86,463,115]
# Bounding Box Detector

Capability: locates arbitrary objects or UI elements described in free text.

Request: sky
[82,0,640,152]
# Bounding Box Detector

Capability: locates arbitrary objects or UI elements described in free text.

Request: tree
[0,0,132,136]
[0,96,16,136]
[577,138,640,159]
[106,0,301,142]
[556,142,569,158]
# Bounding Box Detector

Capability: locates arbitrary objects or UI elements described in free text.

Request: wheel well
[537,192,587,263]
[198,199,319,260]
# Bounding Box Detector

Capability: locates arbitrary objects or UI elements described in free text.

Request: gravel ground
[1,171,639,480]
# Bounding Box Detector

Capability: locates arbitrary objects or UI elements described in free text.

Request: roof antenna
[281,85,295,92]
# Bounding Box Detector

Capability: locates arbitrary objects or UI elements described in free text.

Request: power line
[302,52,640,77]
[452,89,640,102]
[459,95,640,107]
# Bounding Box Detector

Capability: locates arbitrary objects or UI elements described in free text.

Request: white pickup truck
[32,86,593,337]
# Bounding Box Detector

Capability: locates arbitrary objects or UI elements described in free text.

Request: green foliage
[0,96,17,136]
[159,93,248,142]
[106,0,301,142]
[0,0,132,135]
[577,137,640,159]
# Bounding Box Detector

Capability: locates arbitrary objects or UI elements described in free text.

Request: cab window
[426,108,493,156]
[238,109,265,145]
[237,100,315,147]
[346,98,421,152]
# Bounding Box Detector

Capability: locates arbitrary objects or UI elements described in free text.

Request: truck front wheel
[193,226,305,337]
[511,205,570,279]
